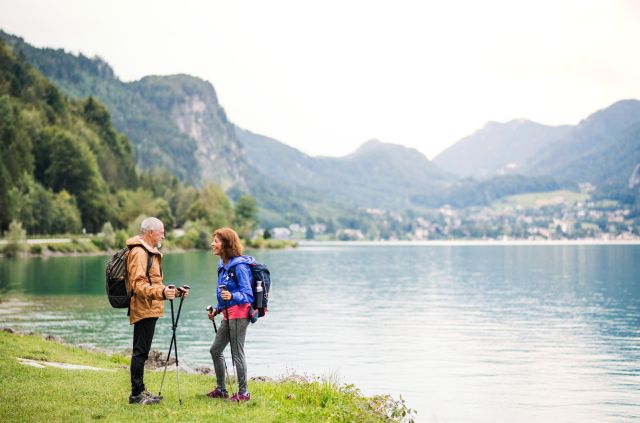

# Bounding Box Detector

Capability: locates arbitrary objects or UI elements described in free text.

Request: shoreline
[299,239,640,247]
[1,238,639,259]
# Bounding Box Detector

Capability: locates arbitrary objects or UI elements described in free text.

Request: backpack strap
[145,253,154,286]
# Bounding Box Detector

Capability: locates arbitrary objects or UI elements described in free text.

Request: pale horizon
[1,0,639,160]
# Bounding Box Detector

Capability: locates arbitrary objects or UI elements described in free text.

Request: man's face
[150,225,165,248]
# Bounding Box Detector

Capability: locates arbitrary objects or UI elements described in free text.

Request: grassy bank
[0,331,413,422]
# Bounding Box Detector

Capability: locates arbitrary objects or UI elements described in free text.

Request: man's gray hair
[140,217,163,234]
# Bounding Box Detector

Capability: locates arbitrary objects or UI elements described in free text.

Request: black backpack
[228,262,271,321]
[105,246,153,308]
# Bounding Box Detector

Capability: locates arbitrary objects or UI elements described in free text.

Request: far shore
[1,237,638,259]
[299,239,640,247]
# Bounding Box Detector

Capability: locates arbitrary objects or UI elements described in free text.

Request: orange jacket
[126,236,166,324]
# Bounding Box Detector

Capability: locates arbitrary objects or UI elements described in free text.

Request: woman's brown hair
[213,227,243,262]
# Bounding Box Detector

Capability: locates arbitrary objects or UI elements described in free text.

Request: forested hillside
[0,39,246,239]
[0,39,135,232]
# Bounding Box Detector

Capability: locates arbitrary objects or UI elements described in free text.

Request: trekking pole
[220,285,240,402]
[173,285,190,405]
[207,305,233,398]
[158,284,177,399]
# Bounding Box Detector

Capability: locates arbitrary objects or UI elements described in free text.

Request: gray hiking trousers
[210,318,250,393]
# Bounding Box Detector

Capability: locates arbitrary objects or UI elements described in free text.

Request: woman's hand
[208,310,218,321]
[220,290,232,301]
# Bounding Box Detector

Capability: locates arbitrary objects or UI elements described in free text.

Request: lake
[1,242,639,422]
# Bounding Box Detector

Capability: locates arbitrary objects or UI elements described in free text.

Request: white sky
[1,0,639,159]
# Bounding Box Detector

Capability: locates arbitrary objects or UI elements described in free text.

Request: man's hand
[177,285,190,297]
[164,285,176,300]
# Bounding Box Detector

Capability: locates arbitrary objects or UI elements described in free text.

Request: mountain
[433,119,571,179]
[0,38,137,232]
[0,30,248,189]
[525,99,640,188]
[236,128,453,209]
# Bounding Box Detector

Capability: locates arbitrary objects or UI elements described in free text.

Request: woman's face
[211,236,223,256]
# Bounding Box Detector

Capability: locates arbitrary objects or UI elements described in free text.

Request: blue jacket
[216,255,255,312]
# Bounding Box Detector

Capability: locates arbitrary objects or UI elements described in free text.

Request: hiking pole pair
[159,284,190,404]
[207,305,236,400]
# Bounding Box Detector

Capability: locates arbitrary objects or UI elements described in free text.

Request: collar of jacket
[127,235,163,256]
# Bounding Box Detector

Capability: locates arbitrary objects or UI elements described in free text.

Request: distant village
[264,188,640,242]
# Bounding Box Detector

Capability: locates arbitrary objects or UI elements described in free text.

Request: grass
[244,238,298,249]
[0,331,413,422]
[495,189,590,209]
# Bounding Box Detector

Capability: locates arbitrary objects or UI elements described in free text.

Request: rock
[195,366,213,375]
[1,327,16,333]
[122,348,175,369]
[42,334,64,343]
[250,375,275,382]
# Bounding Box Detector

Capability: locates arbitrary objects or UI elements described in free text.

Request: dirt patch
[17,357,114,371]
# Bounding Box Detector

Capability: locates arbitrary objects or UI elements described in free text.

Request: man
[126,217,187,405]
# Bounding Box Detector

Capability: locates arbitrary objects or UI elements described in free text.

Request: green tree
[234,195,258,239]
[101,221,115,249]
[3,220,27,257]
[115,189,174,229]
[185,183,234,230]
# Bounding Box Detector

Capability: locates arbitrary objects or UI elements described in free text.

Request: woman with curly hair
[206,227,255,402]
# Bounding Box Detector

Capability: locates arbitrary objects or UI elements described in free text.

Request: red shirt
[222,303,251,320]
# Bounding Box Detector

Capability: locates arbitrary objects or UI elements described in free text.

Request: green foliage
[245,238,297,249]
[2,220,27,257]
[7,176,82,234]
[100,221,115,248]
[28,244,42,254]
[46,240,99,254]
[185,183,234,229]
[114,229,129,249]
[234,195,258,239]
[115,189,174,229]
[0,38,136,234]
[178,220,212,249]
[429,175,565,208]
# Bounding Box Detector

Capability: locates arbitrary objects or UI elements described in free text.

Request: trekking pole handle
[177,284,190,297]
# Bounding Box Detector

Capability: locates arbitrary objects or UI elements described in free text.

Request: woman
[207,227,255,402]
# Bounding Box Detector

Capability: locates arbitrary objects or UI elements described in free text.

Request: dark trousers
[131,317,158,396]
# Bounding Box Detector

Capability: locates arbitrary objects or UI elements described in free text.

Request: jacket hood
[126,235,162,255]
[218,255,256,271]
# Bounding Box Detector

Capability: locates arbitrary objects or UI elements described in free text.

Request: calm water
[1,243,639,422]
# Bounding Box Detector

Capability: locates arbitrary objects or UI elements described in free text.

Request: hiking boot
[129,393,160,405]
[143,390,162,401]
[206,388,229,398]
[228,391,251,402]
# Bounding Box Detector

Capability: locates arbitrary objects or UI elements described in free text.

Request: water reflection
[1,244,639,422]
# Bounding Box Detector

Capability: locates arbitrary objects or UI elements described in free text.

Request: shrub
[100,221,115,248]
[29,244,43,255]
[3,220,28,258]
[90,237,107,251]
